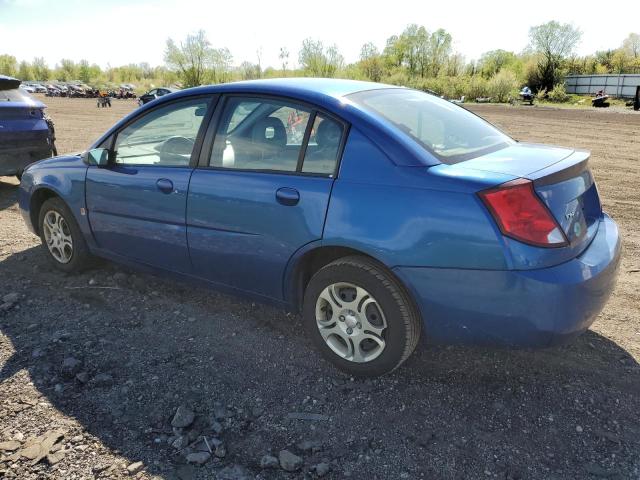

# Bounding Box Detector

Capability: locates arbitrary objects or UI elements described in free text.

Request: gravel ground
[0,98,639,480]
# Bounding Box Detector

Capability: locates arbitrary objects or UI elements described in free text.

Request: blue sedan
[18,78,621,376]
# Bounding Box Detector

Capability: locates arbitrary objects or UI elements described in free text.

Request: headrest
[251,117,287,148]
[315,119,341,149]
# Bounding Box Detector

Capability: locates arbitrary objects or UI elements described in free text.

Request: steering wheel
[158,136,194,155]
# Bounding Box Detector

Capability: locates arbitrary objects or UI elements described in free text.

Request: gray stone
[75,372,89,384]
[61,357,82,377]
[260,455,279,469]
[90,373,114,387]
[126,461,144,475]
[210,438,226,458]
[186,451,211,465]
[172,435,188,450]
[210,420,223,435]
[251,406,264,418]
[172,405,195,428]
[2,292,19,304]
[279,449,303,472]
[314,462,330,477]
[213,403,227,421]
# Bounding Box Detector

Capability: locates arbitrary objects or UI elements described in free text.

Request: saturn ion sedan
[18,78,621,376]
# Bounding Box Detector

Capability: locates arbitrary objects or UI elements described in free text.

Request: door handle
[276,187,300,206]
[156,178,174,194]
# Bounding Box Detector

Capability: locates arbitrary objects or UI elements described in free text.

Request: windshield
[348,88,514,164]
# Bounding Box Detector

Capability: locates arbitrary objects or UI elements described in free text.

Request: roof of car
[216,78,397,97]
[176,78,400,104]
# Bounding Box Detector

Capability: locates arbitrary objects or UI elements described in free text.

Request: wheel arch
[29,187,62,236]
[285,244,418,316]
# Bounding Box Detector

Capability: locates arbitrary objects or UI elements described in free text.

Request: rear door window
[302,114,343,175]
[210,97,312,172]
[209,96,345,176]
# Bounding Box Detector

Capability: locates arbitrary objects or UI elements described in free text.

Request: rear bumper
[0,139,51,176]
[394,213,621,347]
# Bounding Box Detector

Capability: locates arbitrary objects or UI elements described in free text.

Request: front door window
[114,98,209,167]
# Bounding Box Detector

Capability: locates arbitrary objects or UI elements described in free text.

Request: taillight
[479,178,568,248]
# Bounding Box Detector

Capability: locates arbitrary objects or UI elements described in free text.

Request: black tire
[38,197,93,273]
[303,256,421,377]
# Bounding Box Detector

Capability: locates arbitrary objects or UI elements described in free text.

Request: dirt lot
[0,97,639,480]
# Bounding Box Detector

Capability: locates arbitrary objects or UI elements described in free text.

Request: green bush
[466,76,490,100]
[488,70,518,102]
[547,83,570,103]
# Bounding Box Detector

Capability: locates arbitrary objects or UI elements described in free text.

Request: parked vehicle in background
[54,84,69,96]
[19,84,35,93]
[24,83,47,93]
[67,84,88,98]
[45,84,62,97]
[18,79,620,376]
[138,87,178,105]
[519,86,534,105]
[0,75,57,178]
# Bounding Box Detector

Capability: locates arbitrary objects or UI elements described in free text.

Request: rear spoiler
[528,150,590,186]
[0,75,21,90]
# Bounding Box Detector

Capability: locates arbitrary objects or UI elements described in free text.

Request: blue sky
[0,0,638,69]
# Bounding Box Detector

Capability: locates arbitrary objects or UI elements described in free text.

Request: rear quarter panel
[323,128,510,269]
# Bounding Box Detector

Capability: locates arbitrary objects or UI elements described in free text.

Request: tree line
[1,22,638,102]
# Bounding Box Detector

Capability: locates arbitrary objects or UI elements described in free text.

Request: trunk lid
[448,143,602,263]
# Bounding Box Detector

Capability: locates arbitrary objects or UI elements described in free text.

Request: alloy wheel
[42,210,73,264]
[315,282,387,363]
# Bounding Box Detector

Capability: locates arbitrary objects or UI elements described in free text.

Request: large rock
[279,450,303,472]
[172,405,195,428]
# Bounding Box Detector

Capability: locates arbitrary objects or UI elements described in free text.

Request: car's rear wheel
[303,256,421,377]
[38,197,92,273]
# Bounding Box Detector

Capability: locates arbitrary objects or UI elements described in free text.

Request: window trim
[197,93,350,179]
[106,94,218,169]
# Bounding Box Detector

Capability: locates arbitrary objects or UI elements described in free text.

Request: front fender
[19,156,93,248]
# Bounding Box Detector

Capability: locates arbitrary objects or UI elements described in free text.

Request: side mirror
[83,148,110,167]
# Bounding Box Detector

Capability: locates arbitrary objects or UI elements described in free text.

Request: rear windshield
[0,88,34,103]
[348,88,514,164]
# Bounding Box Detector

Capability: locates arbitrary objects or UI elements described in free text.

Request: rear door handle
[276,187,300,206]
[156,178,174,194]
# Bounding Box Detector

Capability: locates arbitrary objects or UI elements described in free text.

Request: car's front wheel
[38,197,93,273]
[303,256,421,377]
